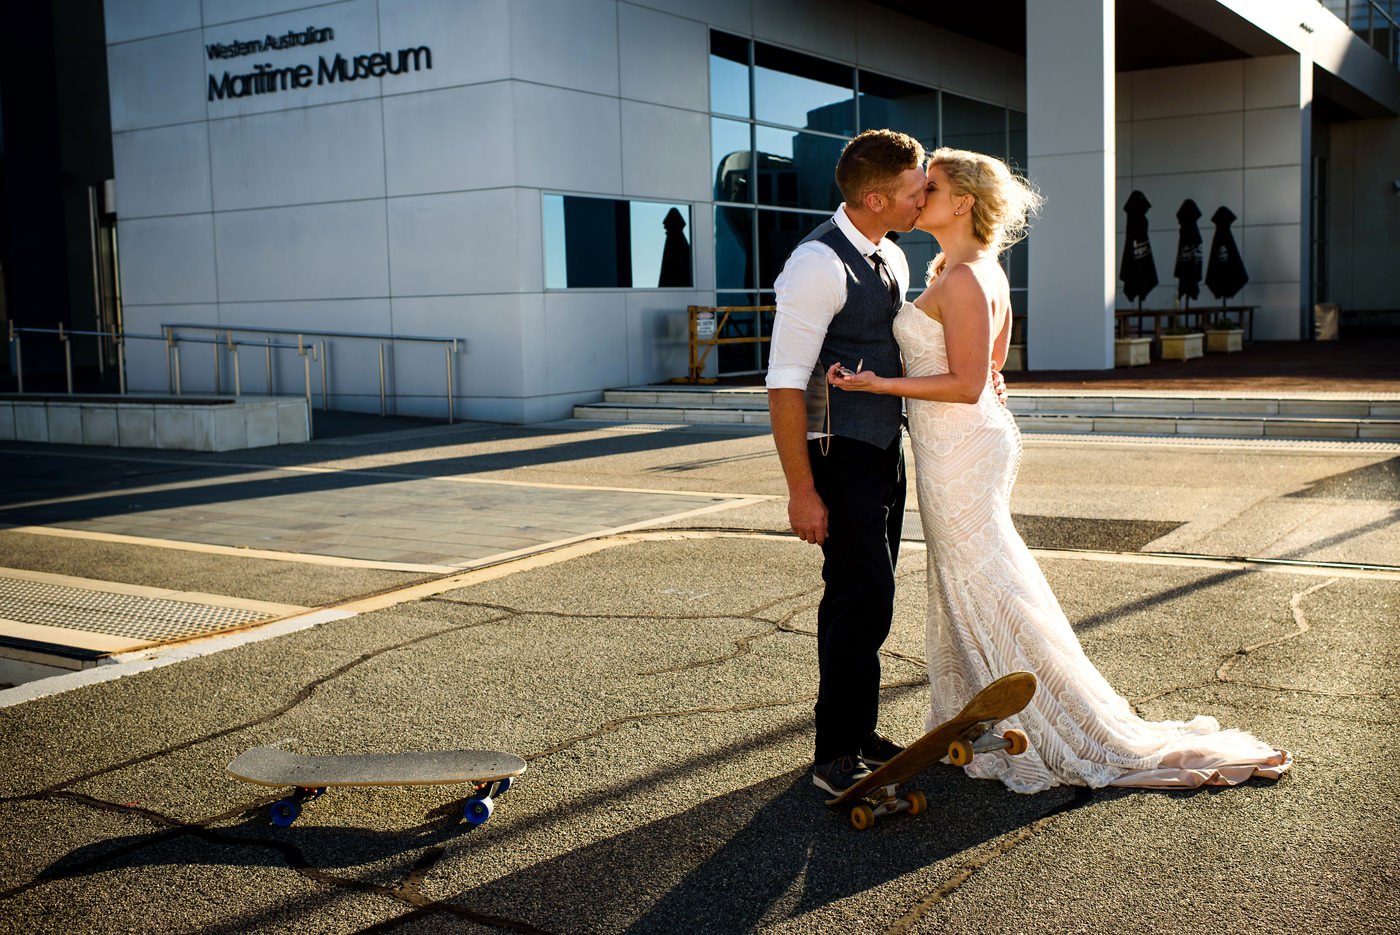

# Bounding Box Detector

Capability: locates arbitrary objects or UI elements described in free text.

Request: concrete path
[0,418,1396,934]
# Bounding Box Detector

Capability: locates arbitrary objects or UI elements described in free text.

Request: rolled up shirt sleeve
[765,243,846,391]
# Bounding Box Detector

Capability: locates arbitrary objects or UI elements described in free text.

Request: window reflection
[754,127,844,210]
[710,31,750,118]
[942,93,1006,157]
[753,42,855,134]
[758,210,825,290]
[712,118,752,203]
[714,205,754,290]
[543,195,692,289]
[859,71,938,147]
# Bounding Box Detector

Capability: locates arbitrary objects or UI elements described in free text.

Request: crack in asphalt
[1129,579,1369,712]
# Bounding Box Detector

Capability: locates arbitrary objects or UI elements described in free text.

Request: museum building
[2,0,1397,422]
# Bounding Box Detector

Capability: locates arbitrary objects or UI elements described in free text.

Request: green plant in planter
[1211,316,1239,330]
[1163,326,1200,335]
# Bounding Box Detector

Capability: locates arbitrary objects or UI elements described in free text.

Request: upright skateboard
[827,671,1037,829]
[227,747,527,827]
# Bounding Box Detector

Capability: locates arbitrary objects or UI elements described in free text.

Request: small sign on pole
[695,311,716,338]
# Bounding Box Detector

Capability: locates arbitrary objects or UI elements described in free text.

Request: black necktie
[869,252,901,311]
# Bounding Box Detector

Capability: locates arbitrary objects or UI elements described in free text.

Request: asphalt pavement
[0,414,1397,934]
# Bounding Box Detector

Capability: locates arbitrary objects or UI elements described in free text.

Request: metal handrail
[162,323,464,422]
[7,321,466,425]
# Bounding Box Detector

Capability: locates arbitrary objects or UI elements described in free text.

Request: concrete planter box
[1206,329,1243,353]
[1114,337,1151,367]
[1004,344,1026,371]
[0,395,308,450]
[1160,332,1204,361]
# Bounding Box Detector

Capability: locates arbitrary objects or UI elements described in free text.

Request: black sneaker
[861,730,905,768]
[811,755,871,795]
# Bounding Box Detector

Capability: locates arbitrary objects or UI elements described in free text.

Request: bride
[827,148,1292,792]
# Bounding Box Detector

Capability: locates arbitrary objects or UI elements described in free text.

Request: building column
[1025,0,1116,370]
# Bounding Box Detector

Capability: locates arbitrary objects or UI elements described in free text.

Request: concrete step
[573,386,1400,440]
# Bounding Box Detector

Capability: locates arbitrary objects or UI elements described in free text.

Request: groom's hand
[991,368,1007,406]
[788,486,829,546]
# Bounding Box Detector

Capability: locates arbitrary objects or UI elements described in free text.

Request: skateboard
[227,747,527,827]
[826,671,1037,829]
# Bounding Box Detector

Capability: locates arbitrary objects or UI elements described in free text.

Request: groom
[766,129,927,795]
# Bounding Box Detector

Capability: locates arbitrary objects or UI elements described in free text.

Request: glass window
[754,126,844,210]
[544,195,692,289]
[715,205,754,290]
[1008,109,1027,172]
[758,210,826,290]
[892,230,938,296]
[859,71,939,147]
[753,43,854,134]
[942,93,1006,158]
[710,31,750,118]
[713,118,753,203]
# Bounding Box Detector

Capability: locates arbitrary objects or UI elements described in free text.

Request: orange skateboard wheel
[906,791,927,816]
[1003,729,1029,756]
[948,739,974,766]
[850,804,875,830]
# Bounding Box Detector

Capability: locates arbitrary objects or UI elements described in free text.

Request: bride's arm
[829,266,991,404]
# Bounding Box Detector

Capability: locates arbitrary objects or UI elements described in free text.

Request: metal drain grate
[0,576,276,642]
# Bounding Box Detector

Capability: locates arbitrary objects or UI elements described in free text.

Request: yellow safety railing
[675,305,775,384]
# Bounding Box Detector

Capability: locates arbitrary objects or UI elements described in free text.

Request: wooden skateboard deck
[827,671,1037,829]
[228,747,527,827]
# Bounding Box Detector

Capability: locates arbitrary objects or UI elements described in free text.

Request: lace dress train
[894,303,1292,793]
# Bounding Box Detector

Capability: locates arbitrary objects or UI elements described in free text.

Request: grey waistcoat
[799,221,905,450]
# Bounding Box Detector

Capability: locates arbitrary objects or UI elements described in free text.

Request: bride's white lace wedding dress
[894,302,1292,792]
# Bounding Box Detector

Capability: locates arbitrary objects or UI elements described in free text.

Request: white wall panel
[113,123,214,218]
[1240,224,1301,284]
[627,0,751,35]
[752,0,854,63]
[539,292,629,395]
[1245,55,1301,109]
[855,8,951,91]
[1243,107,1302,167]
[1128,61,1242,119]
[1130,112,1243,175]
[625,291,704,384]
[386,189,521,296]
[514,189,545,294]
[620,103,710,201]
[619,4,708,111]
[391,295,524,397]
[508,0,619,96]
[215,200,389,301]
[382,83,515,196]
[105,0,203,44]
[379,0,511,93]
[202,0,384,119]
[120,304,219,392]
[202,0,334,27]
[208,98,386,210]
[1243,165,1303,225]
[1120,172,1244,236]
[512,84,622,193]
[108,29,209,131]
[1240,281,1304,340]
[118,215,219,304]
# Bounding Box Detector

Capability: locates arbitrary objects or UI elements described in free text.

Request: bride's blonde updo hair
[926,148,1042,278]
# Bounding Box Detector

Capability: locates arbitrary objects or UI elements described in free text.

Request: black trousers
[808,434,906,764]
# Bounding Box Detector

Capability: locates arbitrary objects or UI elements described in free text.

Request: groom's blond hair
[835,129,925,205]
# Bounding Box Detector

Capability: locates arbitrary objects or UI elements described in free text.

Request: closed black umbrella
[1119,190,1159,306]
[1204,205,1249,302]
[1173,199,1203,307]
[658,207,692,287]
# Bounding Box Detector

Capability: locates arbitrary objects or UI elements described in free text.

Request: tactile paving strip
[0,576,276,642]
